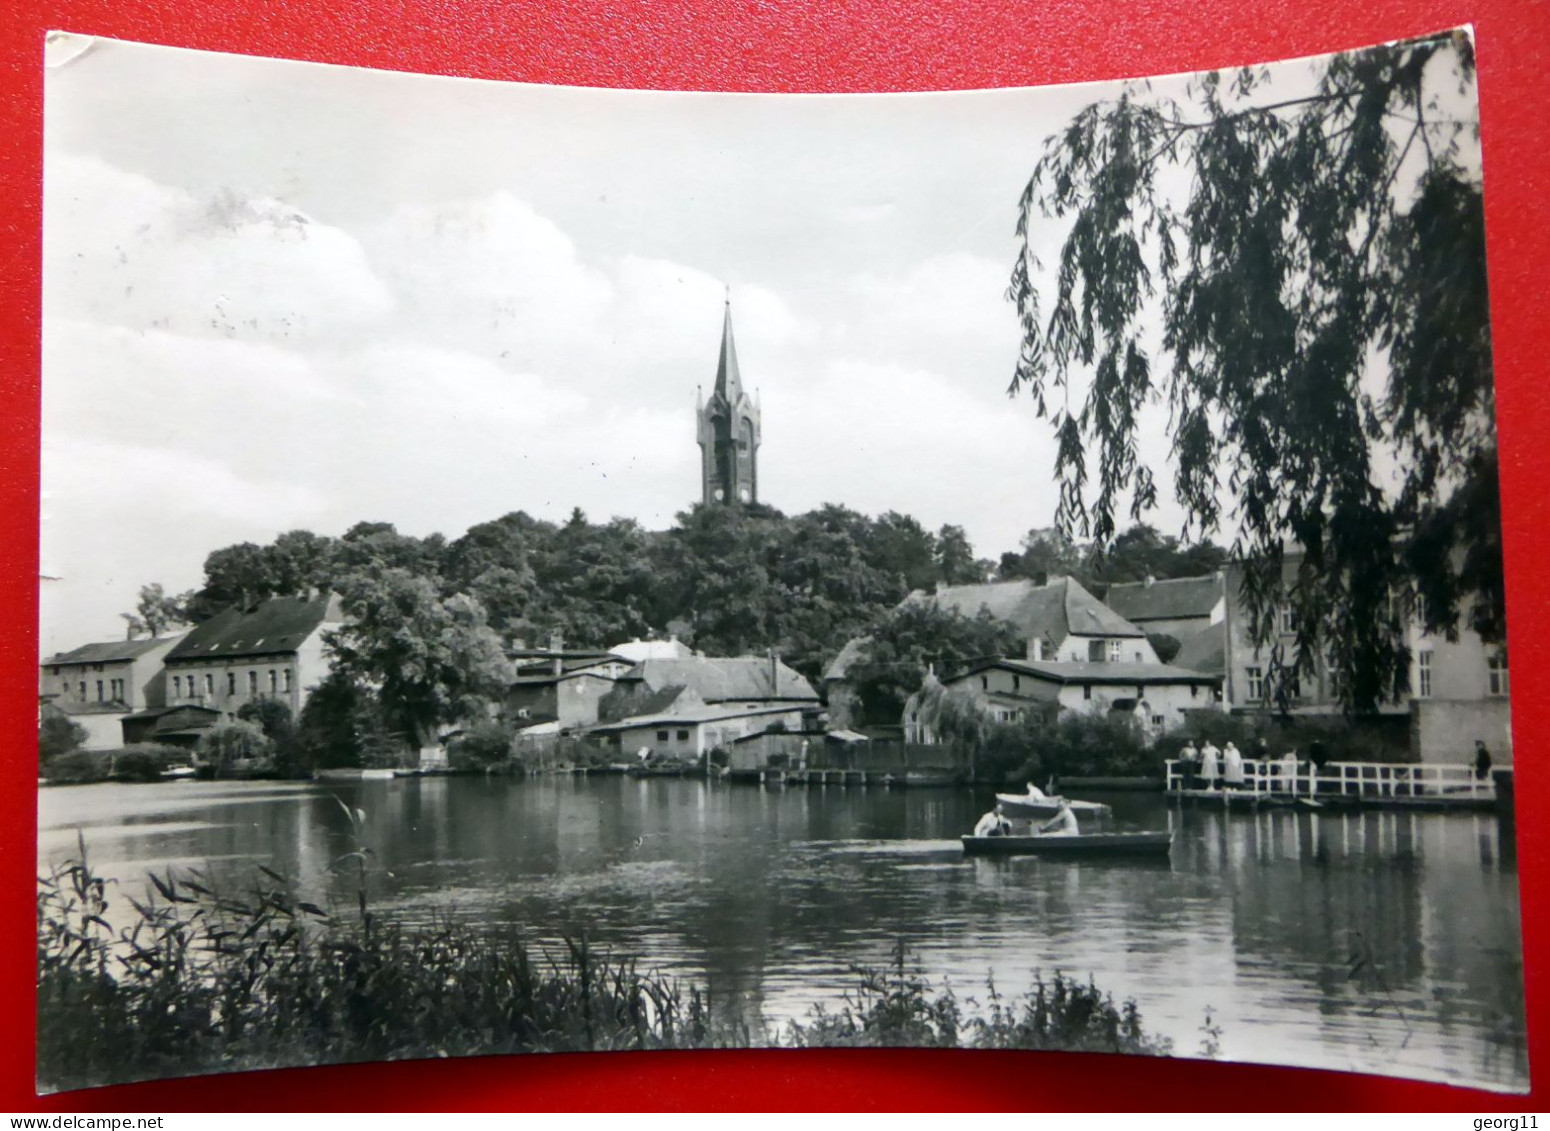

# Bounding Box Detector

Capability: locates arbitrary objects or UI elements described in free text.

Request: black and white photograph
[36,29,1524,1093]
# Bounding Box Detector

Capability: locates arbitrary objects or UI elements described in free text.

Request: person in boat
[1024,780,1050,802]
[1198,740,1221,791]
[1473,739,1493,781]
[1222,742,1245,790]
[1177,740,1200,790]
[1037,797,1080,837]
[973,805,1012,838]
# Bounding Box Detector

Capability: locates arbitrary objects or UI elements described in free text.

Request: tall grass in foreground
[38,848,1173,1092]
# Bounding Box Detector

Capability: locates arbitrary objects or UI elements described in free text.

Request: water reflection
[38,778,1527,1091]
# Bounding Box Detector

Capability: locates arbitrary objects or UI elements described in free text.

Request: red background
[1,0,1546,1112]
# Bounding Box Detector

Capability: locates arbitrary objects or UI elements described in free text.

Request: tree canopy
[1007,31,1497,710]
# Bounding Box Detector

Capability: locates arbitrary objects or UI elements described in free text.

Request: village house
[39,633,184,750]
[825,575,1158,729]
[903,657,1221,742]
[147,594,344,743]
[587,685,808,761]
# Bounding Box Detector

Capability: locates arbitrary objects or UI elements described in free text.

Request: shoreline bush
[37,851,1177,1092]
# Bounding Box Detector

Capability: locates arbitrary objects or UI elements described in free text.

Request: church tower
[696,293,761,505]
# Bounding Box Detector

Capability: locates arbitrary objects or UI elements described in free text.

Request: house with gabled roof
[904,656,1221,742]
[39,633,185,750]
[159,593,344,725]
[824,575,1157,728]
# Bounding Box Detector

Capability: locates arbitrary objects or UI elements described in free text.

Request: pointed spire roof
[713,289,745,404]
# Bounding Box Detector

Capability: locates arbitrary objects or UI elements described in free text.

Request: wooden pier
[1164,758,1500,812]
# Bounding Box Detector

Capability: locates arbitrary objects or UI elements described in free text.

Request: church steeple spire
[696,290,762,506]
[713,289,744,404]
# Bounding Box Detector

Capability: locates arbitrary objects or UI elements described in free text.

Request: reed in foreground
[37,851,1173,1092]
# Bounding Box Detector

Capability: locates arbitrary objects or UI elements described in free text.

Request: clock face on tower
[713,487,725,502]
[739,487,751,503]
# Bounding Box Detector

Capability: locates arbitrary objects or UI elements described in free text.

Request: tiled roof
[626,656,819,702]
[166,594,341,663]
[824,577,1144,684]
[912,576,1145,642]
[953,657,1220,687]
[1102,575,1223,623]
[1172,622,1227,675]
[43,635,182,667]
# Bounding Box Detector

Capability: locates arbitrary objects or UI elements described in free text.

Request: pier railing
[1163,758,1495,802]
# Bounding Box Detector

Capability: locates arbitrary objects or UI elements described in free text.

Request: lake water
[38,776,1528,1091]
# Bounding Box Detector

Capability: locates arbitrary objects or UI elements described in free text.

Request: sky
[38,34,1450,655]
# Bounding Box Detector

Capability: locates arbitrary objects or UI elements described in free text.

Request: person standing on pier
[1178,740,1200,790]
[1474,740,1493,781]
[1222,742,1245,790]
[1199,740,1221,791]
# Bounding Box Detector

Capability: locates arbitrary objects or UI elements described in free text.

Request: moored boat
[961,830,1173,858]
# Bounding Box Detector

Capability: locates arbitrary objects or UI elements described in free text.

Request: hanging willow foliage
[1008,31,1498,711]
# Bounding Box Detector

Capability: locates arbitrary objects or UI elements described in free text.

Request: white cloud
[44,154,394,344]
[765,358,1058,555]
[39,434,330,655]
[360,191,613,373]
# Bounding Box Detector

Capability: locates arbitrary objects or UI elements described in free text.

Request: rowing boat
[994,791,1112,820]
[961,830,1173,858]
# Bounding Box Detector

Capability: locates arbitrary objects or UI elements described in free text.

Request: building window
[1012,674,1020,692]
[173,675,182,698]
[1151,714,1166,728]
[656,730,669,742]
[95,680,104,702]
[247,671,258,694]
[227,672,237,696]
[1417,650,1433,699]
[268,670,278,694]
[1488,652,1508,697]
[676,729,689,741]
[111,678,124,699]
[1415,593,1429,627]
[49,666,59,676]
[981,676,988,690]
[283,668,292,692]
[1245,666,1264,702]
[204,673,214,697]
[59,679,67,695]
[1082,684,1092,700]
[92,663,104,673]
[1109,640,1122,663]
[77,681,85,700]
[1277,604,1298,636]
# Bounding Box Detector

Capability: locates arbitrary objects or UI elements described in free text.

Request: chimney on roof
[550,631,565,676]
[768,647,779,694]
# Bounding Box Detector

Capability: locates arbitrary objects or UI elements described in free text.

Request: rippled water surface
[39,776,1528,1090]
